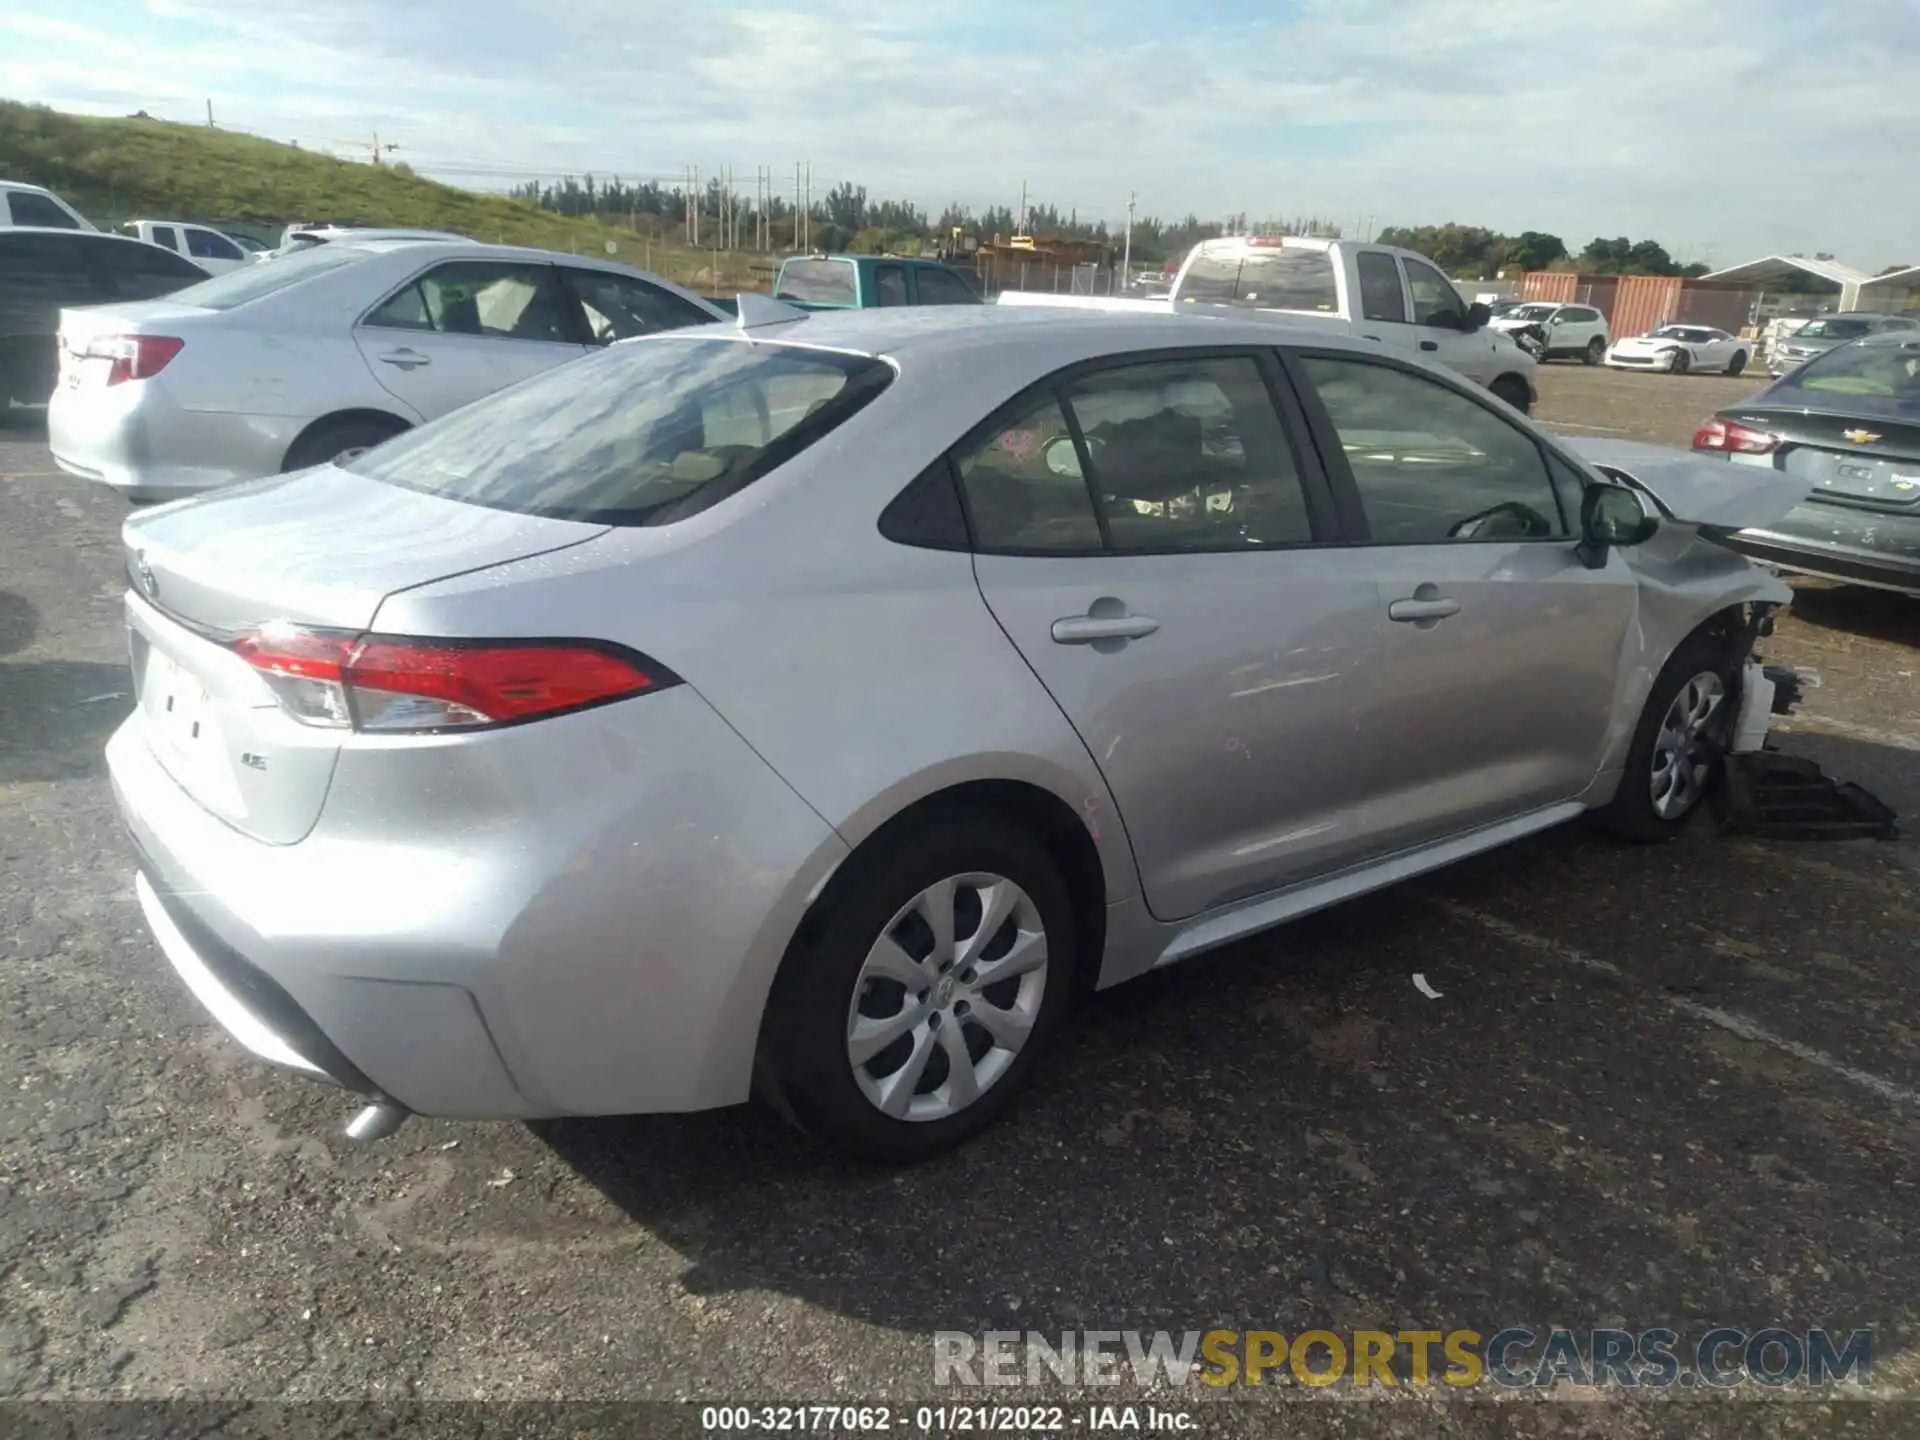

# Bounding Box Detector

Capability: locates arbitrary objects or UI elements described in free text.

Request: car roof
[333,237,691,275]
[0,180,61,194]
[707,304,1387,366]
[0,226,159,244]
[1847,329,1920,349]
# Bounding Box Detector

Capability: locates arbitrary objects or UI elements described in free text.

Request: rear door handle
[378,348,430,370]
[1419,340,1440,352]
[1388,596,1461,623]
[1051,613,1160,644]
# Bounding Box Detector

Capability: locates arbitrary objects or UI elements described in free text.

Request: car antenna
[735,293,809,343]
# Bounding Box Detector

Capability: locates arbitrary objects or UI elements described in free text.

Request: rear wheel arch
[281,408,412,472]
[790,780,1109,999]
[1489,372,1533,413]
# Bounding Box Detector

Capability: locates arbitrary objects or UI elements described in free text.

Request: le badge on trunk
[133,550,159,601]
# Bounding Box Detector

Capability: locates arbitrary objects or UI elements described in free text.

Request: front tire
[1594,631,1736,843]
[1667,349,1692,376]
[762,813,1077,1161]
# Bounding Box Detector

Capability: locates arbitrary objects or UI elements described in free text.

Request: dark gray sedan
[1697,330,1920,594]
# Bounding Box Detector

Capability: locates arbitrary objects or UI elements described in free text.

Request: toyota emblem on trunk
[134,551,158,600]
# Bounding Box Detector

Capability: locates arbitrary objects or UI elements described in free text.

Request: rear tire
[1726,349,1749,376]
[1584,337,1605,365]
[1490,374,1532,414]
[1594,630,1737,844]
[281,414,408,472]
[762,812,1077,1161]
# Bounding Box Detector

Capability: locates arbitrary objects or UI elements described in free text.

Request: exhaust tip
[345,1101,410,1142]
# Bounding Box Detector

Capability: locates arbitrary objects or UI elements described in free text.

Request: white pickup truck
[1000,235,1539,412]
[118,219,251,275]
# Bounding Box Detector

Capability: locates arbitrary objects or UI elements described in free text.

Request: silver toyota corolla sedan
[48,239,725,501]
[110,306,1806,1159]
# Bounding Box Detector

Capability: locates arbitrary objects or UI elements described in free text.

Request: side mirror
[1463,301,1491,332]
[1576,484,1659,569]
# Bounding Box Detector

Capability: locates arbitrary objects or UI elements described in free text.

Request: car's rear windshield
[1178,247,1338,312]
[1771,339,1920,418]
[345,337,895,525]
[775,258,859,306]
[161,245,371,310]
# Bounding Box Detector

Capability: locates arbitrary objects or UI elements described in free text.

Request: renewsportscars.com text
[933,1327,1872,1389]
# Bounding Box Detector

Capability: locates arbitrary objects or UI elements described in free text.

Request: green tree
[1503,230,1565,272]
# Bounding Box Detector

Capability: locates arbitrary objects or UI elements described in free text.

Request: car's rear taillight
[232,625,676,732]
[85,334,184,385]
[1692,417,1778,455]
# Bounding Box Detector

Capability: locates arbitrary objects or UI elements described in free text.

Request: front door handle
[378,348,431,371]
[1388,596,1461,624]
[1051,612,1160,644]
[1419,339,1440,352]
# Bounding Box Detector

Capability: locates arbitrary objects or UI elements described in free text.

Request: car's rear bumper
[48,381,304,501]
[1731,499,1920,596]
[107,685,851,1119]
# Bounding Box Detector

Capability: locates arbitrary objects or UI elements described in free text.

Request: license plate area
[141,644,223,765]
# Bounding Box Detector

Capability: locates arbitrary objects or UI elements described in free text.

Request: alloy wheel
[846,872,1049,1122]
[1650,672,1726,819]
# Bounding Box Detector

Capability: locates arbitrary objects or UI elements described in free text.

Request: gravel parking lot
[3,364,1917,1431]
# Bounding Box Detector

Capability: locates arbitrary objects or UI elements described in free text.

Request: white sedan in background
[1605,324,1751,376]
[48,240,725,501]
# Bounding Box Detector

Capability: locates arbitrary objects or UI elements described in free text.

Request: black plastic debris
[1717,748,1899,841]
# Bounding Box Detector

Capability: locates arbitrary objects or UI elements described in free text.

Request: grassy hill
[0,100,762,290]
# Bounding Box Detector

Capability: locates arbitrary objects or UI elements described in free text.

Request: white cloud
[5,0,1917,266]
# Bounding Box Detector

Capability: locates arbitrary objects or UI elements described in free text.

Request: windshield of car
[1772,340,1920,417]
[1177,248,1338,311]
[1651,326,1714,342]
[1795,318,1873,340]
[1510,304,1559,321]
[159,244,371,309]
[775,259,858,306]
[346,337,895,525]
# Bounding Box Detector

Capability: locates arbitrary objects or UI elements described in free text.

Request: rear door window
[365,261,570,343]
[1063,356,1314,550]
[147,225,181,252]
[874,265,908,307]
[561,268,715,342]
[954,393,1103,553]
[346,337,893,525]
[775,258,858,306]
[87,236,208,298]
[1356,251,1408,323]
[6,191,81,228]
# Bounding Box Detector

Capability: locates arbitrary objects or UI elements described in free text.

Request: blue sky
[4,0,1917,268]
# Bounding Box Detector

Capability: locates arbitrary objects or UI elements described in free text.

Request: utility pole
[1121,190,1136,281]
[206,98,215,127]
[804,161,813,251]
[369,132,398,165]
[1018,181,1029,237]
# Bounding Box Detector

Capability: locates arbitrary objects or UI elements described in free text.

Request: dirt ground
[2,362,1917,1436]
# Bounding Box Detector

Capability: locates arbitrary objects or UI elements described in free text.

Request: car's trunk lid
[122,467,610,842]
[1718,406,1920,509]
[56,300,215,390]
[1564,436,1809,529]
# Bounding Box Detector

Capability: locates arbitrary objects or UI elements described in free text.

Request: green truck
[705,254,984,316]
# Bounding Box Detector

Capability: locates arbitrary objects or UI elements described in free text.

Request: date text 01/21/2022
[699,1405,1195,1432]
